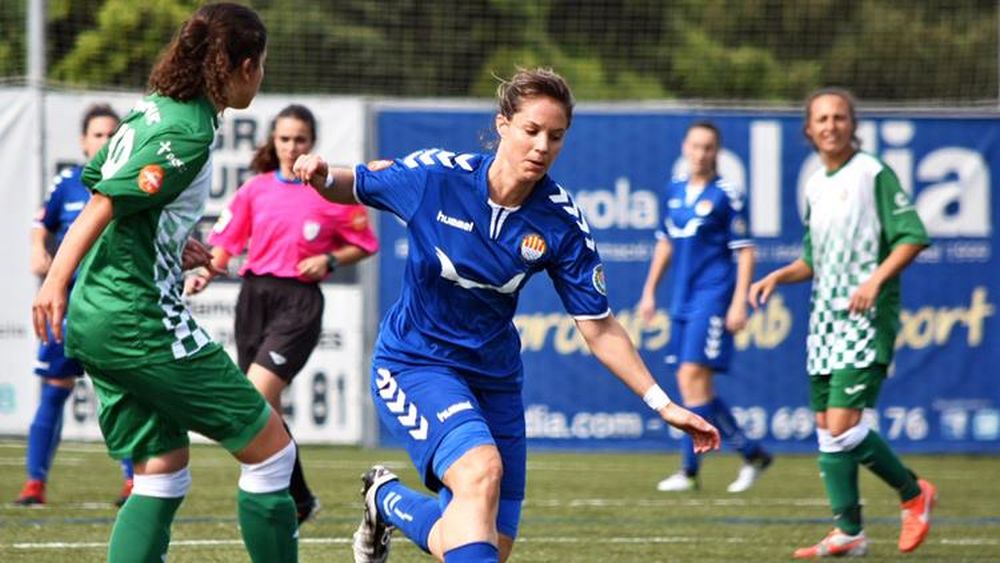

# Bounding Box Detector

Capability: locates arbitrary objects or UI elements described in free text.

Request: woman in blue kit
[295,68,720,563]
[16,103,135,507]
[637,121,772,494]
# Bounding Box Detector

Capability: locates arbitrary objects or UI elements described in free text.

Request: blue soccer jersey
[355,148,610,389]
[36,165,91,247]
[655,175,752,319]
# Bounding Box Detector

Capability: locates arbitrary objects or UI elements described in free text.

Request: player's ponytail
[148,3,267,108]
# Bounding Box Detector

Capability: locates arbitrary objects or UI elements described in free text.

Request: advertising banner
[373,106,998,453]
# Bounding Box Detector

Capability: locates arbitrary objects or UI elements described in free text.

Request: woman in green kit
[31,4,297,562]
[749,88,936,559]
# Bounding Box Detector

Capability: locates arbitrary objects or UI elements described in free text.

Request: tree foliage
[1,0,995,102]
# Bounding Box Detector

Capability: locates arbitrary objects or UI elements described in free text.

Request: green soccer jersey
[66,94,219,368]
[800,151,929,376]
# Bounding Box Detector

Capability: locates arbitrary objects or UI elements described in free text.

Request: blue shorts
[35,323,83,378]
[371,364,527,536]
[666,314,733,372]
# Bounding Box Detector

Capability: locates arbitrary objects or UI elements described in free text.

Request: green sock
[851,431,921,502]
[108,494,183,562]
[238,488,298,563]
[818,452,863,535]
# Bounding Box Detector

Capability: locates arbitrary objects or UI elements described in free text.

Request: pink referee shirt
[210,170,379,282]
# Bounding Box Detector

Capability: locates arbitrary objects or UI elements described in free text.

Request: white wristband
[642,384,672,411]
[324,169,336,189]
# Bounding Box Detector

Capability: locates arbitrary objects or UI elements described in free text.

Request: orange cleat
[899,478,937,553]
[793,529,868,559]
[114,479,134,508]
[14,479,46,506]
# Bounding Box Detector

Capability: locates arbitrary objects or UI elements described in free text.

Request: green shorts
[809,364,887,412]
[84,345,270,462]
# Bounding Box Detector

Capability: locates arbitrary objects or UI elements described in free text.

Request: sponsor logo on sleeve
[519,233,547,263]
[350,207,369,231]
[731,217,748,237]
[592,264,607,296]
[137,164,164,195]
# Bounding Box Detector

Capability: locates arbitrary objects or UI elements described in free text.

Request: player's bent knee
[133,467,192,498]
[448,448,503,498]
[239,440,296,493]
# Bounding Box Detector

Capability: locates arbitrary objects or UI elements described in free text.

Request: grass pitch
[2,440,998,561]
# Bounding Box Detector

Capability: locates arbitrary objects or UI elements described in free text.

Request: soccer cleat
[352,465,398,563]
[114,479,134,508]
[793,529,868,559]
[297,495,322,525]
[727,452,773,493]
[14,479,46,506]
[656,471,699,492]
[899,478,937,553]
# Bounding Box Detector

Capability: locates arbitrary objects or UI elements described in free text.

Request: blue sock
[710,397,761,459]
[681,403,713,476]
[444,541,498,563]
[26,383,72,481]
[375,480,441,553]
[121,459,134,480]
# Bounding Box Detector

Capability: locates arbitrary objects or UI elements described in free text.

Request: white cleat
[656,471,699,492]
[352,465,398,563]
[727,452,773,493]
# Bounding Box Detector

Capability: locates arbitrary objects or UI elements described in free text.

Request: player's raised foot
[297,495,321,525]
[114,479,133,508]
[793,529,868,559]
[899,478,937,553]
[656,471,699,492]
[353,465,398,563]
[727,451,773,493]
[14,479,46,506]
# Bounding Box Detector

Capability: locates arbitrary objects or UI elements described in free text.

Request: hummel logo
[436,210,474,232]
[436,401,473,422]
[844,384,866,395]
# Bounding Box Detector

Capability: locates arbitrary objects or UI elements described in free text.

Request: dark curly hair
[147,3,267,108]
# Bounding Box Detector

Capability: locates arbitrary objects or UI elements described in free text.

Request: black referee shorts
[234,273,323,382]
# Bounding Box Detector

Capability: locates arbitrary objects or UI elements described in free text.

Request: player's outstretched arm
[293,154,359,204]
[576,314,720,453]
[32,193,114,344]
[748,258,813,311]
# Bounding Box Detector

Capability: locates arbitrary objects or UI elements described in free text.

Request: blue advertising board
[373,106,998,453]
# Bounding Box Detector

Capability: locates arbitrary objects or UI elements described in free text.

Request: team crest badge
[520,233,547,262]
[592,264,607,296]
[137,164,164,195]
[695,199,714,217]
[302,220,321,241]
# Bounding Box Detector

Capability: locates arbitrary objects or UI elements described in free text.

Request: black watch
[325,253,339,272]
